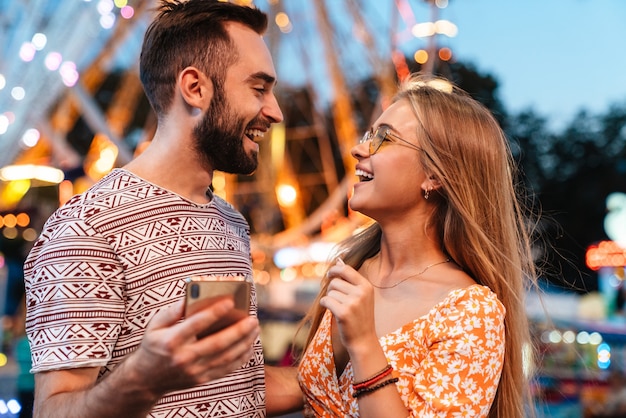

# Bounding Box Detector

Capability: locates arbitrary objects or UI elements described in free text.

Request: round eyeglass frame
[360,127,423,155]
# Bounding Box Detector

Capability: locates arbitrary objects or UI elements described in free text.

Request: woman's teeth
[355,169,373,181]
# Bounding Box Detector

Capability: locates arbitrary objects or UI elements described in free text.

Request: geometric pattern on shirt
[24,168,265,416]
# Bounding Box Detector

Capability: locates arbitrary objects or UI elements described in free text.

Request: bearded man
[24,1,282,416]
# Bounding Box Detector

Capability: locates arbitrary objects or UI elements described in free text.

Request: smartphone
[184,276,251,338]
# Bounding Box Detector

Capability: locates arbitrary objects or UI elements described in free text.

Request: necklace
[369,258,451,289]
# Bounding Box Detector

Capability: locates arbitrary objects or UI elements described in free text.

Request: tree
[509,104,626,292]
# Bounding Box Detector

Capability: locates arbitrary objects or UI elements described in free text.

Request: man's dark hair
[139,0,268,116]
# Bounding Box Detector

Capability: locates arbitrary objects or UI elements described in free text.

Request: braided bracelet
[352,364,393,389]
[352,377,399,398]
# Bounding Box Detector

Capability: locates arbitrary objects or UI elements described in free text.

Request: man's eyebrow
[246,72,277,86]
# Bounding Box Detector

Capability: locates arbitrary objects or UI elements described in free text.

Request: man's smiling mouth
[245,128,264,141]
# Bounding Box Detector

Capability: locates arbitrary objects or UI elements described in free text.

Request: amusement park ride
[0,0,456,289]
[5,4,626,416]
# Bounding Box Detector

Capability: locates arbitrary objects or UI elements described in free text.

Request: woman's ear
[421,176,442,194]
[178,66,214,114]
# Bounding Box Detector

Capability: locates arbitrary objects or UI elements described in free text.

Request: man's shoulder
[211,195,249,224]
[58,169,157,218]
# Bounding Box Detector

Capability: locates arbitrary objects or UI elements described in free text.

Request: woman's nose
[351,140,369,160]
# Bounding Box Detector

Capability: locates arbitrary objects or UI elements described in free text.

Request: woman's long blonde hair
[299,73,538,418]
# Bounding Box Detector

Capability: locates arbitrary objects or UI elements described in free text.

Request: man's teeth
[355,169,373,180]
[245,129,264,139]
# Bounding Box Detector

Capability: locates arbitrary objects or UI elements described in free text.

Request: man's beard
[193,87,259,175]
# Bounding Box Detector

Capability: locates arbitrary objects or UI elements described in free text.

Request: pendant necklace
[369,258,451,289]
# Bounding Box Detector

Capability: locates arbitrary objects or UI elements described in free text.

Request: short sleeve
[404,286,506,417]
[24,214,126,373]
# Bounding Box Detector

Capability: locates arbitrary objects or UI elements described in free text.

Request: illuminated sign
[586,241,626,270]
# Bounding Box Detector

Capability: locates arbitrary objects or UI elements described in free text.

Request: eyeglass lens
[361,129,384,155]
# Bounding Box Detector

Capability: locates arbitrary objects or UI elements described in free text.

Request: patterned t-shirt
[24,168,265,417]
[297,285,505,417]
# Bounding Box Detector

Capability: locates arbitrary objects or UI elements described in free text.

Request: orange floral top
[297,285,506,417]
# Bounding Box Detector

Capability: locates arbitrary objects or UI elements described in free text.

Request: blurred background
[1,1,626,417]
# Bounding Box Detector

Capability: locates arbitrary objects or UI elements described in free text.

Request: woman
[296,73,537,417]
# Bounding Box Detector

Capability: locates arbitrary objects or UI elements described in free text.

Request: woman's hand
[320,259,378,354]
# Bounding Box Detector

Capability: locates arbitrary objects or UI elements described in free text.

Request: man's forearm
[33,298,261,417]
[264,365,303,417]
[34,360,159,418]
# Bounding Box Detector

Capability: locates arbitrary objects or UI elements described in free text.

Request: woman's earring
[424,188,431,200]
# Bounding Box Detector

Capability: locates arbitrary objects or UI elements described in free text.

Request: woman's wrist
[345,334,381,361]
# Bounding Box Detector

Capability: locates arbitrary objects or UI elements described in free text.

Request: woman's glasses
[360,127,423,155]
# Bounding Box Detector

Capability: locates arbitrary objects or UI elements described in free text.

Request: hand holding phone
[184,276,251,338]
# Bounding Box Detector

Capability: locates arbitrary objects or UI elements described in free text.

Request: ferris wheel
[0,0,456,267]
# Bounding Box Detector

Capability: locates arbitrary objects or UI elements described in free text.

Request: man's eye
[254,87,266,94]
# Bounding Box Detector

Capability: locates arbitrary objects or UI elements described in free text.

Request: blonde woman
[267,73,538,417]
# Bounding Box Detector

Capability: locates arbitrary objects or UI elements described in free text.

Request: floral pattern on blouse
[297,284,506,417]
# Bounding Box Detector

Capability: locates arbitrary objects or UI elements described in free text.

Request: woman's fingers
[326,258,370,287]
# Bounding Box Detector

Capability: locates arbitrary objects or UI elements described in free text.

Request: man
[23,1,283,416]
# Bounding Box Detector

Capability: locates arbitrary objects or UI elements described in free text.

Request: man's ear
[178,66,214,113]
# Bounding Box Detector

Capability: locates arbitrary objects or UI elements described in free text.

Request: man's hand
[130,297,260,391]
[33,299,260,418]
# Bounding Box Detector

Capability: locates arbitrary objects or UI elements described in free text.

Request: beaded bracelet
[352,364,393,389]
[352,377,399,398]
